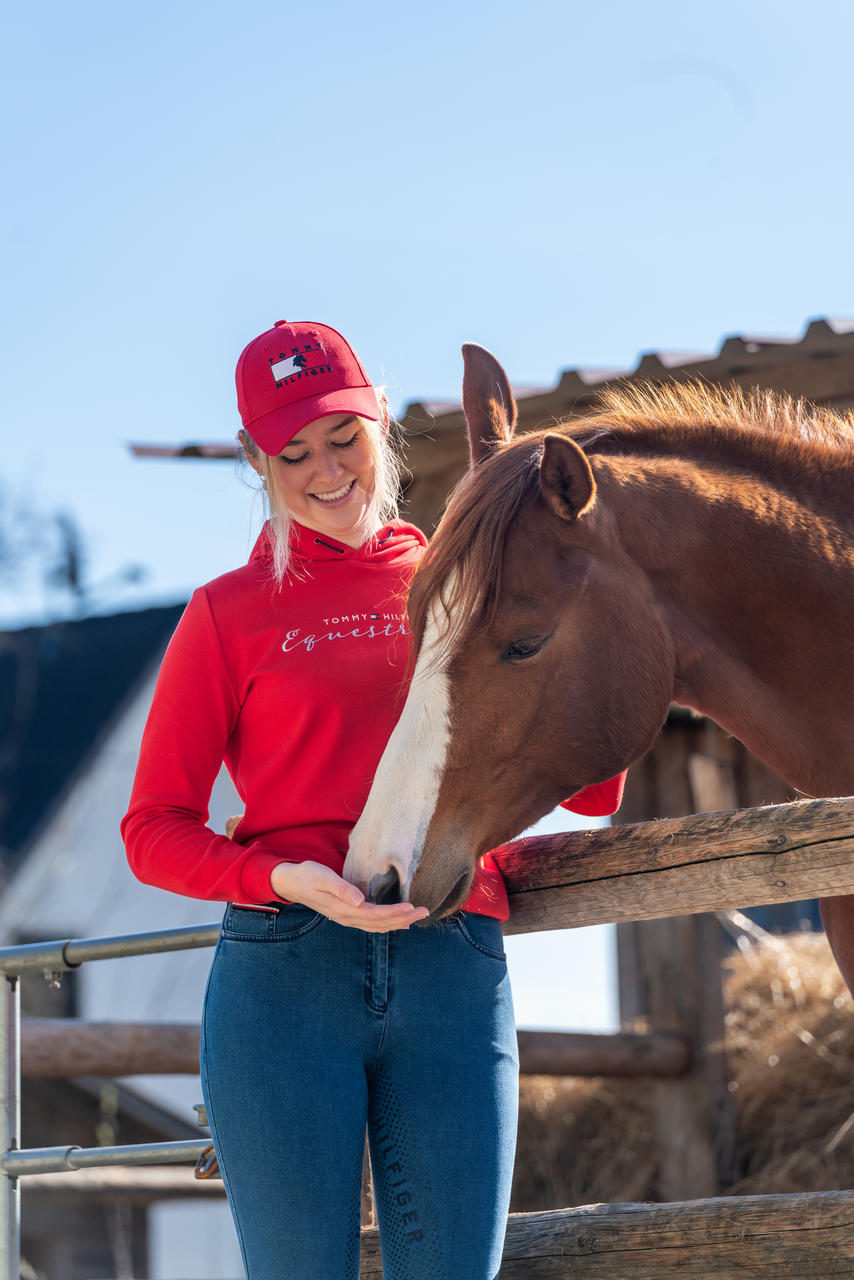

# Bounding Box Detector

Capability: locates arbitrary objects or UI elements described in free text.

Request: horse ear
[461,344,518,465]
[539,434,596,521]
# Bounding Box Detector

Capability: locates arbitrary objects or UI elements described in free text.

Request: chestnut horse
[343,345,854,984]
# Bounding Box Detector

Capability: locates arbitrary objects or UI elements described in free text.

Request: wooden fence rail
[19,795,854,1278]
[359,1190,854,1278]
[498,796,854,933]
[19,1021,691,1080]
[22,796,854,1084]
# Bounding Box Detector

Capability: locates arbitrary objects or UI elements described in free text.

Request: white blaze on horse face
[343,606,451,901]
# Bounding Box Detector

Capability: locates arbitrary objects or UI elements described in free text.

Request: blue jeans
[200,903,519,1280]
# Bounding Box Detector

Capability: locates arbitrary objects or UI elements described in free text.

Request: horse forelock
[408,436,545,666]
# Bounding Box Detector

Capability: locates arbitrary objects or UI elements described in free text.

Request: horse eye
[500,636,548,663]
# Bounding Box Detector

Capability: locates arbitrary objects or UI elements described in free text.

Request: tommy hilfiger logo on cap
[269,341,333,388]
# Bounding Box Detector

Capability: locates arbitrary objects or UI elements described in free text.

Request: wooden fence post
[615,724,741,1197]
[622,912,738,1198]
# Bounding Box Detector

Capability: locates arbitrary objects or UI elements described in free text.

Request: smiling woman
[120,318,525,1280]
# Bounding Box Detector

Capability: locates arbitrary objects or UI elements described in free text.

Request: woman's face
[261,413,378,546]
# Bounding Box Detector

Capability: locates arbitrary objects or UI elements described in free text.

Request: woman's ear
[376,392,390,436]
[239,429,266,478]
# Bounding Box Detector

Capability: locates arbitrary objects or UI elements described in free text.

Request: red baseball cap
[235,319,381,455]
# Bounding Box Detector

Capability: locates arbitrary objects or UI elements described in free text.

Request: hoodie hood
[249,518,427,567]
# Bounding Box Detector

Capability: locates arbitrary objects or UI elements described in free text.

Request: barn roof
[404,315,854,424]
[129,315,854,461]
[126,314,854,531]
[0,604,185,879]
[401,315,854,531]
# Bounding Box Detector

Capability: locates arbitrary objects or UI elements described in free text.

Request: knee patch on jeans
[368,1067,445,1278]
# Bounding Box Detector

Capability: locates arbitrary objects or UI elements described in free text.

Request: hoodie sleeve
[560,771,627,817]
[120,588,286,905]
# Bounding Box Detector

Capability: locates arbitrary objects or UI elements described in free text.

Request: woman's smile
[310,477,357,504]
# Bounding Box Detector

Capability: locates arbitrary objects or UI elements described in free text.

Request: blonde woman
[122,320,524,1279]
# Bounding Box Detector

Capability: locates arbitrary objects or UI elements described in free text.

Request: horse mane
[586,379,854,451]
[408,380,854,660]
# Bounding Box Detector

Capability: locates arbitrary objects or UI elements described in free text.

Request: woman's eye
[277,429,358,466]
[500,636,549,662]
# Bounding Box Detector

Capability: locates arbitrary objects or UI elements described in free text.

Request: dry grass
[510,1071,658,1211]
[510,922,854,1211]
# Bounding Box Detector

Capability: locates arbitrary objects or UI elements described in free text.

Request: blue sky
[3,0,853,623]
[2,2,851,1029]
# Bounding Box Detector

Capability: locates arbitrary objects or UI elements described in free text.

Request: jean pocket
[455,911,507,961]
[221,903,324,942]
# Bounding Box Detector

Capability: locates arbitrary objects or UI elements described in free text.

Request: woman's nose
[315,448,343,480]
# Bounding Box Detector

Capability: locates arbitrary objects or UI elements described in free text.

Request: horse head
[343,345,676,917]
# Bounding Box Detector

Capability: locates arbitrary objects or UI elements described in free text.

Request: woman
[122,318,624,1280]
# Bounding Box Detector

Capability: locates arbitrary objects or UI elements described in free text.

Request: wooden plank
[21,1019,688,1081]
[20,1165,224,1202]
[358,1190,854,1277]
[499,797,854,934]
[20,1019,199,1077]
[627,915,730,1200]
[614,729,740,1200]
[516,1030,690,1078]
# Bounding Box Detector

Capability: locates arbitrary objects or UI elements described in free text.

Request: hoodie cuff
[560,771,627,817]
[237,850,295,905]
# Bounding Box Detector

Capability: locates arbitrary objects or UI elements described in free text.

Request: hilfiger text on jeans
[372,1115,426,1245]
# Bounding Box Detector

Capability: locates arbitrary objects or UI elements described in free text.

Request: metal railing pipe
[0,920,222,1280]
[2,1139,209,1178]
[0,1147,77,1176]
[0,977,20,1280]
[0,923,221,977]
[64,923,221,967]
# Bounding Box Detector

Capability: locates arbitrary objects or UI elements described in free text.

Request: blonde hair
[240,396,404,585]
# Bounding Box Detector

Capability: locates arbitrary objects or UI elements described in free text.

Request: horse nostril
[368,866,401,905]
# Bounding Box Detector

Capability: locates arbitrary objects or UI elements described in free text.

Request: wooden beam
[516,1030,690,1078]
[623,915,730,1200]
[21,1020,688,1081]
[21,1165,224,1202]
[499,797,854,934]
[21,1020,200,1077]
[24,1172,854,1274]
[358,1190,854,1277]
[615,730,741,1201]
[23,1175,854,1273]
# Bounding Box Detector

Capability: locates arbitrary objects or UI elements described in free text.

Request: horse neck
[597,449,854,794]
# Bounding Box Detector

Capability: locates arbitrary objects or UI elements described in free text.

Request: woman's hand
[269,861,430,932]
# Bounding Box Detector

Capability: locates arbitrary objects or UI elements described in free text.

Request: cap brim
[246,387,381,455]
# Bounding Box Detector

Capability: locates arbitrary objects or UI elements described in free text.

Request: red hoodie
[122,519,625,920]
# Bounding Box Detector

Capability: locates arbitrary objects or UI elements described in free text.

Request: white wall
[2,660,243,1277]
[148,1202,243,1280]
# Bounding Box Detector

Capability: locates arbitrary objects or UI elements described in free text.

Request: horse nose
[368,866,401,905]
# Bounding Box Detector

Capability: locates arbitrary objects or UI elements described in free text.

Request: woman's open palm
[270,859,430,932]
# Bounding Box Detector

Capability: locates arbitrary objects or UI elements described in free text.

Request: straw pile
[509,919,854,1211]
